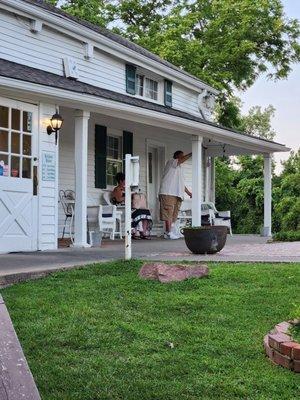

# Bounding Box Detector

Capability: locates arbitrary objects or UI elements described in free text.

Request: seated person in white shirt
[159,150,192,239]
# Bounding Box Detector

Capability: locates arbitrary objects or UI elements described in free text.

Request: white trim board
[0,77,289,154]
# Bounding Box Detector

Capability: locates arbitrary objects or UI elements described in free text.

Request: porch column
[263,153,272,237]
[210,157,216,203]
[192,135,203,226]
[204,153,210,202]
[74,110,90,247]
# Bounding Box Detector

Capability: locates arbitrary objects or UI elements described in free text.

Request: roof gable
[21,0,218,93]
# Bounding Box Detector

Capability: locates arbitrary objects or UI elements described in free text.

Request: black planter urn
[181,226,228,254]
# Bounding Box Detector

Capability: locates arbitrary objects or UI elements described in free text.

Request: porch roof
[0,58,289,154]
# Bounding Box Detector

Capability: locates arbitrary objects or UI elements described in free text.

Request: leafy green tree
[109,0,300,92]
[46,0,113,26]
[47,0,300,93]
[273,150,300,232]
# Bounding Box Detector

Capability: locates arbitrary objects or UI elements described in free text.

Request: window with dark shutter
[126,64,136,95]
[164,79,172,107]
[95,125,107,189]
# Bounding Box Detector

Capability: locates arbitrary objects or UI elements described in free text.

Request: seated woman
[111,172,152,239]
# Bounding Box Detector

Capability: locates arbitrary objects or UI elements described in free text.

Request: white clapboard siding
[58,108,205,234]
[0,10,125,92]
[172,84,200,116]
[0,8,207,117]
[38,103,59,250]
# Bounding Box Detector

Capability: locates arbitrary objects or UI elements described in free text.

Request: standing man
[159,150,192,239]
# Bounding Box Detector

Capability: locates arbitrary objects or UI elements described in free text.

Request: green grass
[2,261,300,400]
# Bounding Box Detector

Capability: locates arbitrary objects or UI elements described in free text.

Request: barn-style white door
[0,98,38,253]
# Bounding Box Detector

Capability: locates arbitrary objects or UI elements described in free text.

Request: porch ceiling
[0,58,289,155]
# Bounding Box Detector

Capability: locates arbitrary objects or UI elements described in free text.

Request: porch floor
[0,235,299,283]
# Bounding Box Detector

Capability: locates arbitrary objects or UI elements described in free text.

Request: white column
[210,157,215,203]
[205,154,210,202]
[192,135,203,226]
[263,153,272,237]
[74,110,90,247]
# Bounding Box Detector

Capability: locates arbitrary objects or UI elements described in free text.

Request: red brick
[292,344,300,360]
[280,341,297,357]
[268,333,291,351]
[294,360,300,372]
[264,335,274,359]
[275,321,291,335]
[273,350,293,369]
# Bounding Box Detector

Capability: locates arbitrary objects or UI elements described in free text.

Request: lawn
[2,261,300,400]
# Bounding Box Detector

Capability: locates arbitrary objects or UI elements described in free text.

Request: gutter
[0,76,289,154]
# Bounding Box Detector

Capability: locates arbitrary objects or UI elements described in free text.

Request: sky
[239,0,300,172]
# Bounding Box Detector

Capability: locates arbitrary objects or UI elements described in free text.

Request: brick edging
[264,321,300,372]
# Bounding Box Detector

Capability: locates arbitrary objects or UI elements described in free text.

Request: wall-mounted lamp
[47,110,63,145]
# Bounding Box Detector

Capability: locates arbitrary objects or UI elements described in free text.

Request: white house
[0,0,289,253]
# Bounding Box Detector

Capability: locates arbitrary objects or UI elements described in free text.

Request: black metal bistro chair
[59,190,75,242]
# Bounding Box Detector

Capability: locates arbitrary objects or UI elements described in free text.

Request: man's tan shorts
[159,195,182,222]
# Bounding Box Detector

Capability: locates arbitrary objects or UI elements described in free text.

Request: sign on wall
[42,151,56,181]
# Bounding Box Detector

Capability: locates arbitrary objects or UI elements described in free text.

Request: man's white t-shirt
[159,158,185,199]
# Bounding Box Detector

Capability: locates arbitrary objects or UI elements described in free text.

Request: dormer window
[125,64,170,105]
[136,74,144,96]
[136,74,158,101]
[145,78,158,100]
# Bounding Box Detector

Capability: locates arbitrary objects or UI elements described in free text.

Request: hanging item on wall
[63,57,79,80]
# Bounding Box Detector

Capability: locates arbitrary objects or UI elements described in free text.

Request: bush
[289,305,300,342]
[272,231,300,242]
[290,305,300,321]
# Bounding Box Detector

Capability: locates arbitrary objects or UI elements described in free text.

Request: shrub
[272,231,300,242]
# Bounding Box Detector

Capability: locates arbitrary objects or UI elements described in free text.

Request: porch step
[151,223,164,237]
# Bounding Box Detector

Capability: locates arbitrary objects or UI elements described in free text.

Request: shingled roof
[0,58,286,148]
[22,0,214,90]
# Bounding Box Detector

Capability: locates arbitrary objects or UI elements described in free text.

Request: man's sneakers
[163,231,181,240]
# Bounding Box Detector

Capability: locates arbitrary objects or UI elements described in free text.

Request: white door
[147,145,164,222]
[0,98,38,252]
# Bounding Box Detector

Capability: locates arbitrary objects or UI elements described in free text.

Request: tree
[273,150,300,232]
[216,104,279,233]
[47,0,300,93]
[46,0,113,26]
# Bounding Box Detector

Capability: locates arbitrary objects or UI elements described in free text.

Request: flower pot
[181,225,228,254]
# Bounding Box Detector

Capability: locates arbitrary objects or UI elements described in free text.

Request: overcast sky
[239,0,300,171]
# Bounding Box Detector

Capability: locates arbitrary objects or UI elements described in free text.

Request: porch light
[47,110,63,145]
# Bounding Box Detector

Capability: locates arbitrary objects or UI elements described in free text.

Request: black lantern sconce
[47,110,63,145]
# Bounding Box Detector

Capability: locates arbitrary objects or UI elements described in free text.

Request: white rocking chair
[203,202,232,236]
[98,205,122,240]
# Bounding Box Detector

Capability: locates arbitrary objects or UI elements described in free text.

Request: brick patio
[0,235,299,285]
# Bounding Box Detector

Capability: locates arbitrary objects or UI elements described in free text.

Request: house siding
[38,103,59,250]
[0,7,206,118]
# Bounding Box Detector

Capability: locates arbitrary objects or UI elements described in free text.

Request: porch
[0,59,289,254]
[0,235,299,284]
[57,105,277,244]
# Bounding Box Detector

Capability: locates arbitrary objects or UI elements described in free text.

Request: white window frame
[135,70,163,104]
[106,133,123,188]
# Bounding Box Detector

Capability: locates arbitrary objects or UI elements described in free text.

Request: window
[95,127,133,189]
[106,135,122,186]
[136,74,144,96]
[135,75,158,101]
[145,78,158,100]
[0,106,33,179]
